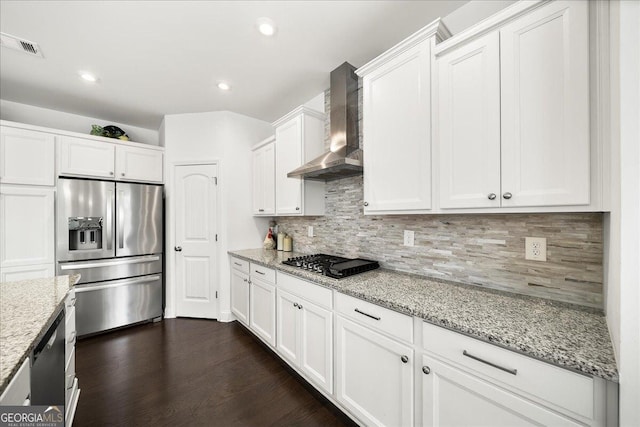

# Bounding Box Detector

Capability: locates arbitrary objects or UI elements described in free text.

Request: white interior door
[174,164,218,318]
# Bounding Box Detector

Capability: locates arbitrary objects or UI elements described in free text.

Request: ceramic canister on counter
[283,234,292,252]
[277,232,285,251]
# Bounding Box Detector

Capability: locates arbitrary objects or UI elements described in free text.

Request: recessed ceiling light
[79,71,98,83]
[217,81,231,91]
[256,17,277,36]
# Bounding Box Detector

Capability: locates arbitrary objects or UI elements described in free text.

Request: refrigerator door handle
[106,190,113,250]
[118,190,125,249]
[75,275,161,293]
[59,255,161,270]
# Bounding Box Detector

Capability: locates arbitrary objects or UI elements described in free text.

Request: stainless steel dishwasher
[30,309,65,406]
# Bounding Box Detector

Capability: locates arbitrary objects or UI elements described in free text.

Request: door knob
[174,246,182,252]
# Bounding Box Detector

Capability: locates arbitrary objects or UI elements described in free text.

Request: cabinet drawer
[336,292,413,343]
[230,257,249,274]
[250,262,275,284]
[422,322,594,420]
[277,272,332,309]
[0,357,30,405]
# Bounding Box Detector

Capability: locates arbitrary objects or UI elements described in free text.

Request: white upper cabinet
[435,0,593,211]
[59,136,116,179]
[0,126,55,186]
[59,135,163,183]
[115,144,163,183]
[273,106,325,216]
[500,0,590,207]
[252,136,276,216]
[437,32,501,209]
[357,20,449,215]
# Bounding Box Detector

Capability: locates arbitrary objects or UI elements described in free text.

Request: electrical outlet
[403,230,415,247]
[308,226,314,237]
[525,237,547,261]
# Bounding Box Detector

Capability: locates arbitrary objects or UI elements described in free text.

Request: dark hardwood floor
[75,318,357,427]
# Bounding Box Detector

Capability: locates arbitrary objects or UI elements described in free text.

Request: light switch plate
[404,230,415,247]
[525,237,547,261]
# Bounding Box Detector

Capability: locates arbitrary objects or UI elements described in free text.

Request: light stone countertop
[230,249,618,382]
[0,274,80,392]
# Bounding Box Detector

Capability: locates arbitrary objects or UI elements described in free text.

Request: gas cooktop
[282,254,379,279]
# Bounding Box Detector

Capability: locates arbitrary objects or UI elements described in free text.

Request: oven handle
[60,255,160,270]
[75,275,161,293]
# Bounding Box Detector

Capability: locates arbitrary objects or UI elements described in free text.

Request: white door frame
[166,160,220,319]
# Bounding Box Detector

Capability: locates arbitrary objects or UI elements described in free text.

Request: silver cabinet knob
[243,278,248,283]
[293,302,299,308]
[298,304,303,310]
[174,246,182,252]
[109,171,114,175]
[401,355,409,363]
[121,173,126,177]
[488,193,497,200]
[259,209,264,212]
[422,366,431,375]
[503,192,513,199]
[364,202,369,207]
[295,207,300,211]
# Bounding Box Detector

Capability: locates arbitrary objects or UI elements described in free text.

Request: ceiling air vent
[0,32,44,57]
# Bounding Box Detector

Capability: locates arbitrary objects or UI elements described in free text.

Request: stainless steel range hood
[287,62,362,181]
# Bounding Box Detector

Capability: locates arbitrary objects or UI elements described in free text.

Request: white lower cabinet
[0,263,55,282]
[421,354,581,427]
[65,290,80,427]
[230,267,250,325]
[249,264,276,347]
[336,315,414,427]
[277,288,333,394]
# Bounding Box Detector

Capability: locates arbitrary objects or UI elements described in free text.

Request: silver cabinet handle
[60,255,160,270]
[68,332,77,344]
[422,366,431,375]
[175,246,182,252]
[259,209,265,212]
[75,275,161,293]
[298,304,303,310]
[401,355,409,363]
[503,192,513,200]
[363,202,369,207]
[243,278,248,283]
[118,190,125,249]
[488,193,497,200]
[355,308,380,321]
[105,189,113,250]
[254,270,265,275]
[233,262,242,266]
[67,297,76,307]
[293,302,299,308]
[463,350,517,375]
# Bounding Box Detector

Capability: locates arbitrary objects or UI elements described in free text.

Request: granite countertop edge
[229,249,619,382]
[0,274,81,392]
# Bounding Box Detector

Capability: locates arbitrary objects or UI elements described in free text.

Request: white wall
[0,99,159,145]
[162,111,272,320]
[442,0,517,34]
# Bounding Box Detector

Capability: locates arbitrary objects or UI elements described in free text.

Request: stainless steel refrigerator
[56,178,163,336]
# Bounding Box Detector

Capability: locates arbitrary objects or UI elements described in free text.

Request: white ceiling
[0,1,469,130]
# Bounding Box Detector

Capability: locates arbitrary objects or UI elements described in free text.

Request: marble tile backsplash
[276,175,604,308]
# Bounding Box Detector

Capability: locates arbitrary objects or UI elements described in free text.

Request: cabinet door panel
[336,316,413,427]
[252,141,275,216]
[363,41,431,213]
[115,145,163,183]
[230,269,249,325]
[276,289,300,365]
[0,127,55,186]
[275,117,303,215]
[0,264,55,282]
[59,136,115,179]
[421,354,582,427]
[249,277,276,347]
[500,0,589,207]
[437,32,501,209]
[300,301,333,394]
[0,186,54,268]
